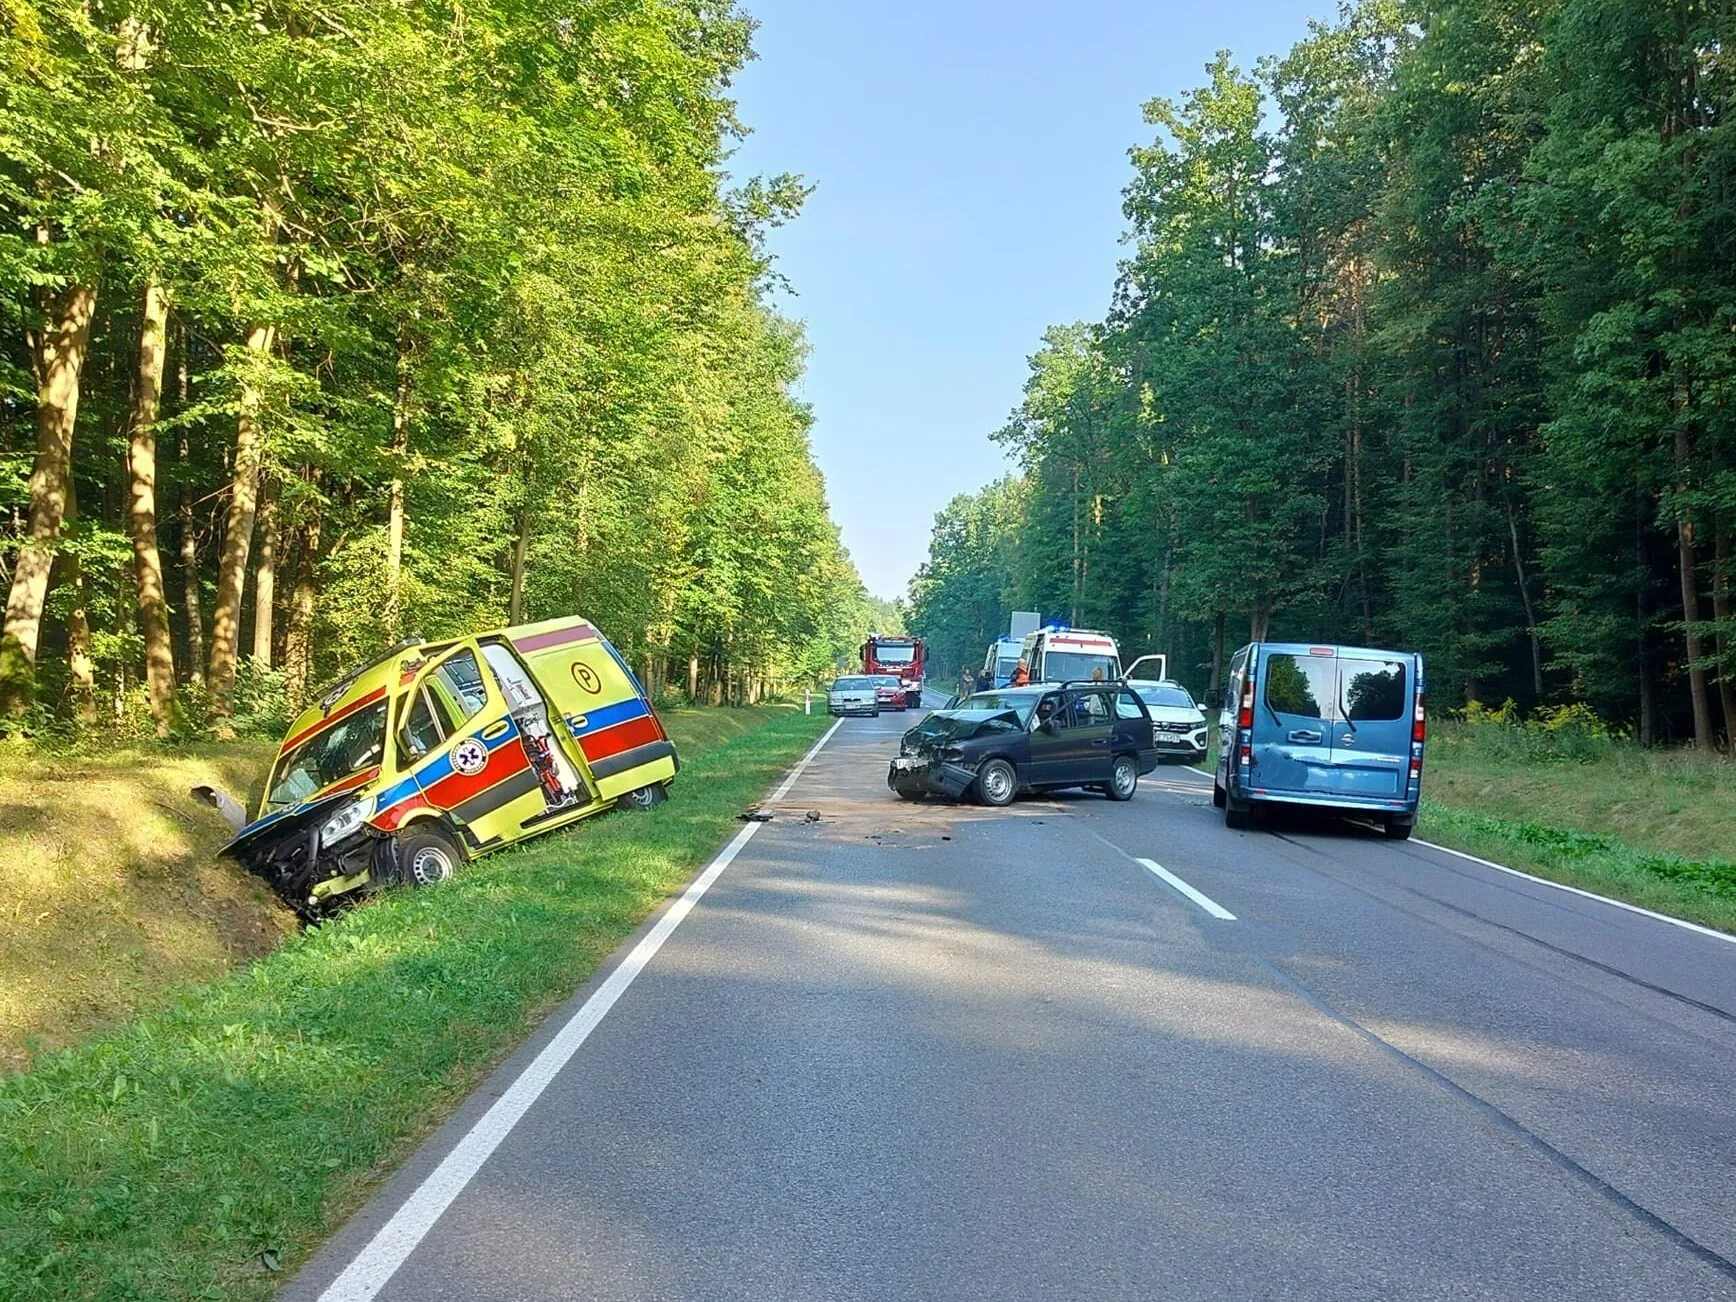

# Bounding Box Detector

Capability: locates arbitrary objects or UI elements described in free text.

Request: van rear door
[1328,655,1412,799]
[1252,649,1337,793]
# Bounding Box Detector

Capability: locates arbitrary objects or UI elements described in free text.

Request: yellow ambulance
[217,615,678,920]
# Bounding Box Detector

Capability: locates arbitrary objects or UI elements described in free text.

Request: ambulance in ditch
[205,615,678,920]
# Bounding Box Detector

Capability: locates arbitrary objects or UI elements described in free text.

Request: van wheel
[397,825,462,888]
[1212,782,1227,809]
[1224,799,1255,831]
[1106,755,1138,801]
[1383,817,1414,841]
[975,759,1018,807]
[618,782,668,811]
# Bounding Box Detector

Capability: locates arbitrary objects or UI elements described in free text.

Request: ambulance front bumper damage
[214,790,401,922]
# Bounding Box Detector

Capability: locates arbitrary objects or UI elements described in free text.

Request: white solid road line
[314,719,844,1302]
[1414,838,1736,947]
[1160,762,1734,946]
[1137,857,1237,921]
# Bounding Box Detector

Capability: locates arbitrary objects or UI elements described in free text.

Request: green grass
[0,706,829,1301]
[1195,715,1736,935]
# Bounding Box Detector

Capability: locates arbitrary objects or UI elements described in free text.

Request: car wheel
[397,824,462,888]
[1106,754,1138,801]
[617,782,668,811]
[1212,781,1227,809]
[975,759,1018,807]
[1383,817,1414,841]
[870,708,880,717]
[896,788,928,802]
[1224,798,1255,831]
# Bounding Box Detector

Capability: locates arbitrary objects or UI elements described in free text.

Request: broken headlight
[319,797,372,850]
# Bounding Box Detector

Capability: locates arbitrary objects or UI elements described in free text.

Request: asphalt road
[288,696,1736,1301]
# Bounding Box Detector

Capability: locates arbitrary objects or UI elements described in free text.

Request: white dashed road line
[1137,857,1237,920]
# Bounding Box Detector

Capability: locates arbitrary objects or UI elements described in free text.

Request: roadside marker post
[804,690,811,715]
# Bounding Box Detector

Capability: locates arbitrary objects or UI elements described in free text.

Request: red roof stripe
[512,623,601,654]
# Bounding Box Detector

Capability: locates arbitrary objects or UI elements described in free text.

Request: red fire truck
[862,635,925,709]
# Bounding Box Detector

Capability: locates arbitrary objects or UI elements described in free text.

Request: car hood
[904,708,1021,751]
[1147,706,1206,726]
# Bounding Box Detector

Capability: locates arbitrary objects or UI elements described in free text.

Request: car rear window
[1342,659,1407,721]
[1264,654,1335,719]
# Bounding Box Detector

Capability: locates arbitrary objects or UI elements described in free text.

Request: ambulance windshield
[267,702,388,810]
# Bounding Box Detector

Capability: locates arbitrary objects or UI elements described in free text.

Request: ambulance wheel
[618,782,669,811]
[397,825,461,888]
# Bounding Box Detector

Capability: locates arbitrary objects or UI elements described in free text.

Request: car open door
[509,619,675,801]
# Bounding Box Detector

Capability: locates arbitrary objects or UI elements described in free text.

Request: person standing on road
[958,668,975,700]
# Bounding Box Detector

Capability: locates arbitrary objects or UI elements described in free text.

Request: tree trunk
[251,476,278,666]
[1208,611,1226,706]
[508,507,531,625]
[127,278,180,734]
[1674,426,1714,750]
[63,475,96,725]
[0,281,98,714]
[1713,521,1736,748]
[1504,499,1544,699]
[687,652,699,702]
[282,503,322,708]
[175,337,205,686]
[385,361,412,630]
[207,321,276,736]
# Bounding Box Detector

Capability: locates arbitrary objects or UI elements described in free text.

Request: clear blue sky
[726,0,1332,601]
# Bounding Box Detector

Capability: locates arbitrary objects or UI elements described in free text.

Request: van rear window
[1264,655,1334,719]
[1342,659,1407,721]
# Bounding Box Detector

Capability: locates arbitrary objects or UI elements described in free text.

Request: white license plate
[892,756,920,771]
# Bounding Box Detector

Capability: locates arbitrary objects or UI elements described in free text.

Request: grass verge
[0,705,829,1301]
[1413,801,1736,935]
[1194,724,1736,935]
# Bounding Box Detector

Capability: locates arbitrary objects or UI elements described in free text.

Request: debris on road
[740,807,775,822]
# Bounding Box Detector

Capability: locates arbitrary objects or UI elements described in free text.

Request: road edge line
[1413,837,1736,947]
[314,717,844,1302]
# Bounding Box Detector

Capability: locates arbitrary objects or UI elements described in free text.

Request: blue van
[1213,642,1425,838]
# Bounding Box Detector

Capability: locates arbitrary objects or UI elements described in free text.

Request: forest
[907,0,1736,749]
[0,0,870,742]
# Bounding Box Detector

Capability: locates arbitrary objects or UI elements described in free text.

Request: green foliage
[907,0,1736,741]
[0,0,867,730]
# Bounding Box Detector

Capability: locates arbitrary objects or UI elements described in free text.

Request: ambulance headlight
[319,798,371,850]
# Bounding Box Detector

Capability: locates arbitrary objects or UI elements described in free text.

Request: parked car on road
[889,684,1159,806]
[871,674,908,712]
[1214,642,1425,837]
[1127,678,1209,763]
[204,616,678,921]
[828,676,881,718]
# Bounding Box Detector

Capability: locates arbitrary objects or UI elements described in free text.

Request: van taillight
[1413,692,1426,743]
[1238,677,1254,730]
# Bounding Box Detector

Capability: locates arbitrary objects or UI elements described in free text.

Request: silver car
[1127,679,1208,761]
[828,675,880,717]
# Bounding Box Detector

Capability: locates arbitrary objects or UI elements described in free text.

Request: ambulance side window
[401,692,446,761]
[400,650,488,761]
